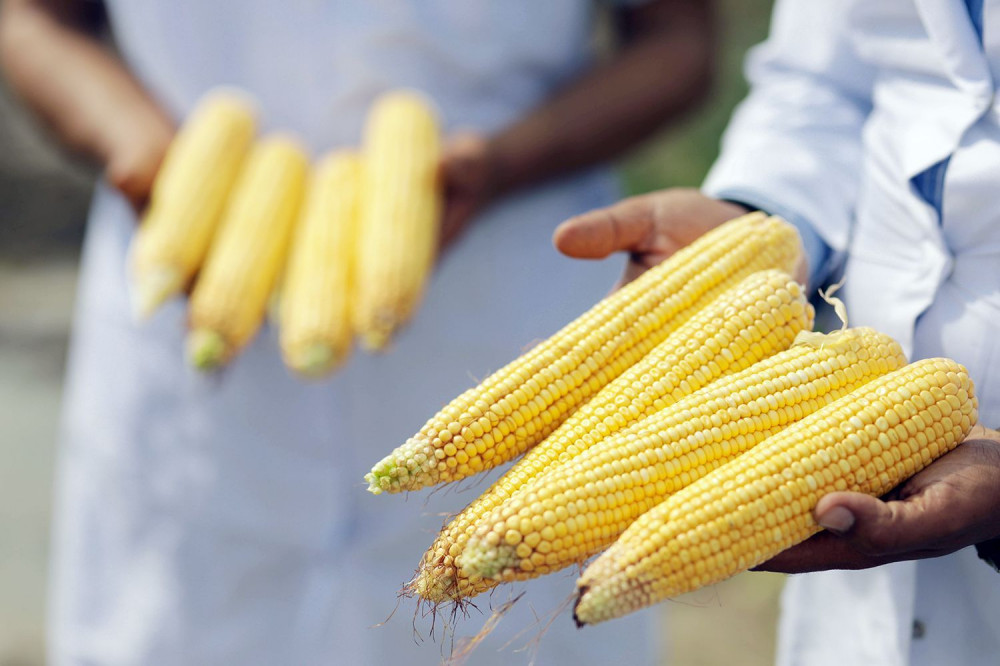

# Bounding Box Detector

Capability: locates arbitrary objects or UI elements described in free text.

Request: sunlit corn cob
[412,269,814,602]
[353,90,442,351]
[458,327,908,584]
[573,357,978,625]
[366,213,802,495]
[279,151,361,377]
[130,89,257,318]
[187,135,309,369]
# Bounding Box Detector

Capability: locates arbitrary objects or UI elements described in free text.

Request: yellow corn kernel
[353,90,442,351]
[457,327,908,584]
[412,269,814,602]
[365,213,803,495]
[187,135,309,369]
[573,357,978,626]
[279,151,361,377]
[130,89,257,319]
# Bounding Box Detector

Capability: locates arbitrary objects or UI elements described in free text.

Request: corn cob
[130,89,257,319]
[353,90,442,351]
[279,151,361,377]
[412,269,814,602]
[366,213,802,495]
[187,135,309,369]
[457,327,908,584]
[573,357,978,626]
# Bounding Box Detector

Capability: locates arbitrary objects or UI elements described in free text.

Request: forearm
[0,0,172,173]
[488,0,714,197]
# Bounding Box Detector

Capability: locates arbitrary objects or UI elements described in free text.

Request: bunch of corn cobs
[365,212,979,628]
[130,88,441,376]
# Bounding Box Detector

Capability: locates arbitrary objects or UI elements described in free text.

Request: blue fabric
[715,188,833,290]
[965,0,985,46]
[909,0,982,219]
[910,155,952,222]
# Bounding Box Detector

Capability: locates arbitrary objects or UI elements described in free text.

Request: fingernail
[818,506,855,535]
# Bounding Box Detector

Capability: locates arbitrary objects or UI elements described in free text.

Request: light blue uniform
[705,1,1000,664]
[50,2,659,664]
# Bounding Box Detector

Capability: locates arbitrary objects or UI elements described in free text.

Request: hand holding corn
[572,357,980,625]
[553,189,797,286]
[754,423,1000,573]
[129,87,445,373]
[549,193,991,625]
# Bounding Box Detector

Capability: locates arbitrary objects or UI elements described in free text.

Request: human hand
[100,105,174,211]
[756,424,1000,573]
[552,188,760,288]
[438,131,498,250]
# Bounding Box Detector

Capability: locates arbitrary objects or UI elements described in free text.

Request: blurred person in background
[0,0,716,663]
[554,1,1000,664]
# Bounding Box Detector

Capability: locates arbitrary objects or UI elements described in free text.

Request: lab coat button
[912,619,926,639]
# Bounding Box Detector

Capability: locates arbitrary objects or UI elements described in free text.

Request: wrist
[102,108,174,208]
[717,198,757,215]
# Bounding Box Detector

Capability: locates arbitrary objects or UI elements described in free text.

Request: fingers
[553,197,656,259]
[813,491,953,557]
[754,492,948,574]
[753,531,891,573]
[107,157,157,211]
[104,120,173,213]
[553,190,751,260]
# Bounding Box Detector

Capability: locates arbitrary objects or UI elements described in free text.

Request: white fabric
[705,1,1000,664]
[50,3,660,665]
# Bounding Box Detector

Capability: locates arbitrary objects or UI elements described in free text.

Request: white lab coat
[49,2,660,664]
[704,1,1000,664]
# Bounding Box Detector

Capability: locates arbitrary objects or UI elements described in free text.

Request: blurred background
[0,1,780,664]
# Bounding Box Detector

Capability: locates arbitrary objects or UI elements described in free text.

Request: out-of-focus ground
[0,2,779,664]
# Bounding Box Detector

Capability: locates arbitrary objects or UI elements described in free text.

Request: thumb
[815,491,935,557]
[553,199,656,259]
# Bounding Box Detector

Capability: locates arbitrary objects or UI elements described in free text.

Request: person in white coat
[0,0,716,664]
[553,1,1000,665]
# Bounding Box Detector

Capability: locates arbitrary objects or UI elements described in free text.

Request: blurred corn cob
[457,327,907,584]
[353,90,442,351]
[279,151,361,377]
[187,134,309,369]
[365,213,802,495]
[412,269,814,602]
[130,89,257,319]
[573,357,978,625]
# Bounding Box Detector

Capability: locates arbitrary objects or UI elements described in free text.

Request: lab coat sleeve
[702,0,875,288]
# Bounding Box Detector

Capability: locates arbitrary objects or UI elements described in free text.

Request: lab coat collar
[852,1,992,186]
[914,0,993,101]
[882,0,995,184]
